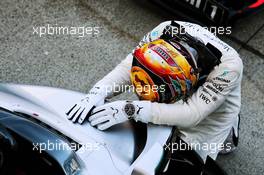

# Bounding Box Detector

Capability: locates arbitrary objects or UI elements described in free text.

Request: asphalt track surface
[0,0,263,174]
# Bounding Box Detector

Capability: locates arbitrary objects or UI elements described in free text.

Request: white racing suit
[95,21,243,161]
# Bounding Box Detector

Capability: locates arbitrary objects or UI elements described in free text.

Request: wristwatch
[123,101,136,119]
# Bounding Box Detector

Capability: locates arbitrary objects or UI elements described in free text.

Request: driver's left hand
[89,100,151,130]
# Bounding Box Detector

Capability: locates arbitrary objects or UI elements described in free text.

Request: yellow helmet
[131,39,199,103]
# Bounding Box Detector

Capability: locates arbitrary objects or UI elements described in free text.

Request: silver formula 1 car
[152,0,264,25]
[0,84,227,175]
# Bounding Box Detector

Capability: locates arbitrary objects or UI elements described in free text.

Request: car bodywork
[0,84,228,175]
[0,84,172,175]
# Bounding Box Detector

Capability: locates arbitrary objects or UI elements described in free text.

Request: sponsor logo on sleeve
[212,82,224,91]
[212,96,218,101]
[199,93,211,104]
[220,70,229,77]
[202,87,212,96]
[206,84,219,94]
[213,77,231,83]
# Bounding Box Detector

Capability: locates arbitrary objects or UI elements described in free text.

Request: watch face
[124,103,135,117]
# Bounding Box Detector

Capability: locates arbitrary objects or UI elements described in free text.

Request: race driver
[66,21,243,163]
